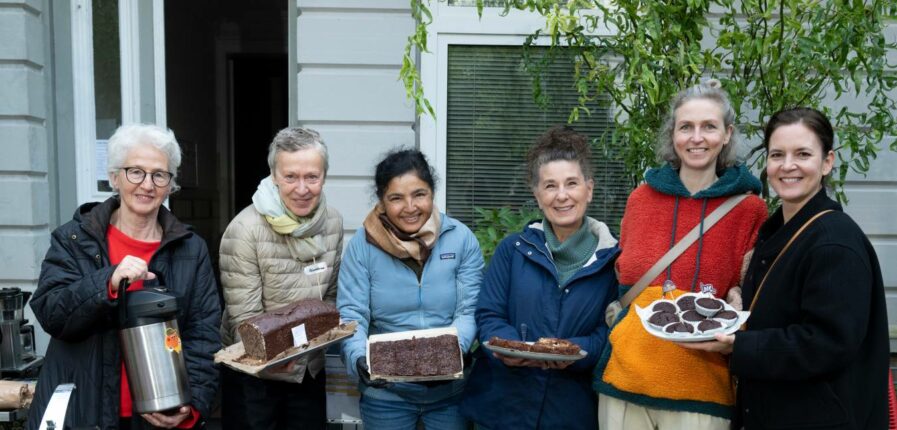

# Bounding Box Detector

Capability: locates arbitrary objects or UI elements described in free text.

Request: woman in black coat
[684,108,889,429]
[28,124,221,430]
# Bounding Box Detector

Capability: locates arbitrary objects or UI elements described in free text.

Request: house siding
[0,0,52,353]
[295,0,416,240]
[843,144,897,349]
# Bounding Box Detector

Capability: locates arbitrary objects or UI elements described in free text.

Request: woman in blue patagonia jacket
[338,149,484,430]
[461,126,620,429]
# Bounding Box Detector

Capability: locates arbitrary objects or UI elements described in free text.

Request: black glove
[356,357,392,389]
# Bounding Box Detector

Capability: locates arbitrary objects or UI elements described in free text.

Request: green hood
[644,164,761,198]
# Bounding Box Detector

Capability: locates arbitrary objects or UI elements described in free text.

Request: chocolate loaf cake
[369,334,461,377]
[238,299,340,361]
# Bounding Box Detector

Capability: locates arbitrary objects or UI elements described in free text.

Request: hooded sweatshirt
[594,164,767,418]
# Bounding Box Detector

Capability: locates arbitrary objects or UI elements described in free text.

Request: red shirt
[107,225,199,428]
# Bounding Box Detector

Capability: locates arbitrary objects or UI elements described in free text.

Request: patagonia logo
[440,253,456,260]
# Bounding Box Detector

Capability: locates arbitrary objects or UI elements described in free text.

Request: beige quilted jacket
[219,203,343,382]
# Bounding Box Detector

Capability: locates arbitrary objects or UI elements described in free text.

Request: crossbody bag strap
[747,209,834,313]
[620,194,750,308]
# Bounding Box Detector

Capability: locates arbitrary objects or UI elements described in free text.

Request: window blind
[445,45,630,231]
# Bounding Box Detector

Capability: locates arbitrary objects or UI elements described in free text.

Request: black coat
[27,197,222,430]
[731,189,889,430]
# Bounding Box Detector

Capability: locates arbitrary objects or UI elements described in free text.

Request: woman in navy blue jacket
[461,126,620,429]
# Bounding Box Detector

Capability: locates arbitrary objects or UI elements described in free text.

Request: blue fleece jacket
[337,213,484,404]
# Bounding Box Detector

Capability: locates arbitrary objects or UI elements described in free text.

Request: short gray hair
[107,123,183,192]
[657,79,739,171]
[267,127,329,175]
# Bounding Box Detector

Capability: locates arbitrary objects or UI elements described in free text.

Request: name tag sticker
[304,261,328,275]
[291,324,308,347]
[440,253,456,260]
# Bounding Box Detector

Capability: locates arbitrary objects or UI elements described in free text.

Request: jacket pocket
[757,379,847,428]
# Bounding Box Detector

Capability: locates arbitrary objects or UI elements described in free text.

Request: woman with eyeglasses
[28,124,221,430]
[218,127,343,429]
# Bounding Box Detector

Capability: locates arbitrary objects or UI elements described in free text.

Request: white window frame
[71,0,167,204]
[418,4,609,209]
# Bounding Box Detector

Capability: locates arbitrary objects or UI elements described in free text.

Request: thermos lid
[124,288,179,323]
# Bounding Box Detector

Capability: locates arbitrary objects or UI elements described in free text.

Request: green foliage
[403,0,897,203]
[401,0,437,118]
[473,206,542,264]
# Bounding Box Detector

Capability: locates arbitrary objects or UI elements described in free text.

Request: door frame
[70,0,167,205]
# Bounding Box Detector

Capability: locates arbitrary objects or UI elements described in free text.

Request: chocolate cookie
[697,319,723,333]
[663,322,695,334]
[652,301,678,314]
[648,311,680,327]
[715,310,738,321]
[681,310,706,322]
[676,295,696,311]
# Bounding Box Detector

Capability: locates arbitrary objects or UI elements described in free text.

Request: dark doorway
[164,0,287,267]
[230,54,288,212]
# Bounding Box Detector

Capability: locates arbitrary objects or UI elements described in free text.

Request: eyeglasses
[120,167,174,187]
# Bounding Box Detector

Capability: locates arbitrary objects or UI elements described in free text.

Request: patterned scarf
[252,176,328,261]
[362,203,441,266]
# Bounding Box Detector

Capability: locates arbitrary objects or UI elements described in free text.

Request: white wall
[0,0,52,353]
[295,0,416,239]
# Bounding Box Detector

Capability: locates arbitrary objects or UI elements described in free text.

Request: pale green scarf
[252,176,328,262]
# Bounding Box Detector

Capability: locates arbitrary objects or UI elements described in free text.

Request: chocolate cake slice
[238,298,339,361]
[394,339,417,376]
[369,341,398,376]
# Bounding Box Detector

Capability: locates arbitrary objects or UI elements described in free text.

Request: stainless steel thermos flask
[118,279,191,413]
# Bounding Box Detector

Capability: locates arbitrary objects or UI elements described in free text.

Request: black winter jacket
[731,189,889,430]
[27,197,221,430]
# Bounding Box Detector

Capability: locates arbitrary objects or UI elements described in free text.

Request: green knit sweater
[544,219,598,286]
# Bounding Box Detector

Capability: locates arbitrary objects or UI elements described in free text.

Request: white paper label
[291,324,308,347]
[304,261,328,275]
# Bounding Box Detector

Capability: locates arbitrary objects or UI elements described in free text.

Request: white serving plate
[482,341,587,361]
[635,294,750,343]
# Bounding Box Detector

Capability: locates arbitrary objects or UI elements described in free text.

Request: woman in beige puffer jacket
[218,127,343,429]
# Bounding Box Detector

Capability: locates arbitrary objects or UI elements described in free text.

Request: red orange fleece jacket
[595,164,768,419]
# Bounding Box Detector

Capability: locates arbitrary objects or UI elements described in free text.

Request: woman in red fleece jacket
[593,80,768,429]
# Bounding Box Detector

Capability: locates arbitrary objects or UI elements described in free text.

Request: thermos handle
[118,278,130,325]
